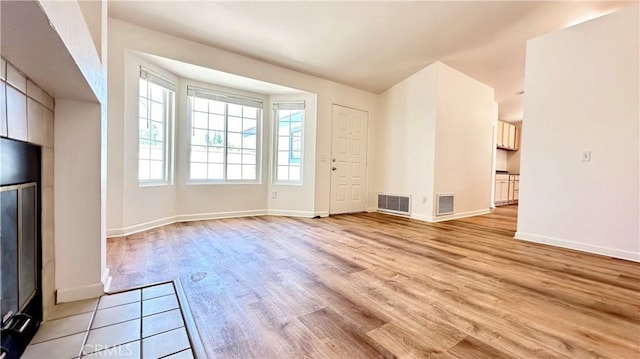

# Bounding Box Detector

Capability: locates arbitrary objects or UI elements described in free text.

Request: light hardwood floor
[107,206,640,358]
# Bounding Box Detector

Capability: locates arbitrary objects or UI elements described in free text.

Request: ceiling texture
[108,1,632,121]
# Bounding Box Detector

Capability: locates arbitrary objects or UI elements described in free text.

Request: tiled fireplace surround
[0,57,57,319]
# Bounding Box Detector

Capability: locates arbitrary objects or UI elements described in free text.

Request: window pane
[139,118,149,135]
[206,130,224,147]
[243,107,257,119]
[243,150,256,165]
[228,116,242,133]
[228,104,242,117]
[210,100,225,114]
[243,134,257,150]
[150,121,164,142]
[290,111,303,122]
[139,79,148,97]
[139,144,151,160]
[289,166,301,181]
[208,164,224,180]
[150,143,164,161]
[139,159,150,180]
[194,97,209,112]
[208,147,224,163]
[228,133,242,149]
[277,166,289,181]
[242,165,256,180]
[190,162,207,180]
[278,136,290,151]
[193,111,208,129]
[151,101,164,120]
[192,129,208,146]
[191,146,207,163]
[139,99,148,118]
[227,149,242,164]
[209,114,225,131]
[149,160,164,180]
[278,121,291,136]
[243,119,257,132]
[150,83,165,102]
[278,151,290,166]
[227,164,241,180]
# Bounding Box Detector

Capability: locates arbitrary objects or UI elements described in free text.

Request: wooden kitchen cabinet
[495,173,510,205]
[497,120,518,150]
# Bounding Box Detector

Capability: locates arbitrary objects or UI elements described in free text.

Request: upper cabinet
[497,120,518,151]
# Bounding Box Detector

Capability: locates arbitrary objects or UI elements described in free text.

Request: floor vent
[378,194,411,216]
[436,193,454,216]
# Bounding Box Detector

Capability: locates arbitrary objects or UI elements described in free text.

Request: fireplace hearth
[0,137,42,359]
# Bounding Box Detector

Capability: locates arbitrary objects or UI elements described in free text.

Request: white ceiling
[109,1,631,121]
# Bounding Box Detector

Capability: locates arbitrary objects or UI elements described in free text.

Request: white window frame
[138,67,175,186]
[187,86,263,184]
[273,102,305,185]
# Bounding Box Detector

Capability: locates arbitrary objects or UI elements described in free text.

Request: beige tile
[6,62,26,93]
[1,58,6,80]
[84,341,140,358]
[142,327,190,359]
[31,312,92,344]
[42,147,54,187]
[1,82,7,137]
[27,79,43,103]
[142,283,174,300]
[27,98,45,145]
[92,302,140,329]
[142,294,179,316]
[85,319,140,355]
[48,298,99,321]
[6,85,27,141]
[41,261,56,321]
[164,349,194,359]
[142,309,183,338]
[44,107,54,148]
[22,332,85,359]
[43,91,54,110]
[42,186,54,264]
[99,290,141,310]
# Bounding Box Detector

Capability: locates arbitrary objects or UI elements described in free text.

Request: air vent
[436,193,454,216]
[377,194,411,216]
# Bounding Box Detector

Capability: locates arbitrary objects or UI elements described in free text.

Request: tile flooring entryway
[22,282,195,358]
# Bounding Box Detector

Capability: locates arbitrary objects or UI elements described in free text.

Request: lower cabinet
[495,174,519,206]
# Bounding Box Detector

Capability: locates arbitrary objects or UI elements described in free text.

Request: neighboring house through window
[138,68,174,185]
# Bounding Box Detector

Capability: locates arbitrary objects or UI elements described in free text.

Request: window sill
[186,181,262,186]
[139,181,172,188]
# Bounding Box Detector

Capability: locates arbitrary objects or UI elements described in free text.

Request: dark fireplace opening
[1,137,42,359]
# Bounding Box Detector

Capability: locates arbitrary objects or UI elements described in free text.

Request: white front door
[330,105,368,214]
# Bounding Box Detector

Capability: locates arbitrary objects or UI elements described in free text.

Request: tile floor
[22,282,195,358]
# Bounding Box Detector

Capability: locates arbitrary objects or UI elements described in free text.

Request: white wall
[107,18,378,235]
[375,62,495,221]
[433,63,495,218]
[516,5,639,261]
[375,65,438,218]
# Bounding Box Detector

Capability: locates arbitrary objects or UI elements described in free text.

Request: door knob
[332,167,337,171]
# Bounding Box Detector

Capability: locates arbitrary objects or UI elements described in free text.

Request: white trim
[56,282,104,304]
[106,209,335,237]
[410,208,491,223]
[366,207,377,213]
[106,216,176,237]
[515,232,640,263]
[175,210,267,223]
[102,267,112,293]
[267,210,315,217]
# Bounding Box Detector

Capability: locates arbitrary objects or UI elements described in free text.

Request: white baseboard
[410,208,491,223]
[515,232,640,262]
[107,209,332,237]
[176,210,267,223]
[106,215,176,237]
[56,281,104,303]
[267,210,316,217]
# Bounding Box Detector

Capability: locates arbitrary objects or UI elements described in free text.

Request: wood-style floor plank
[107,206,640,358]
